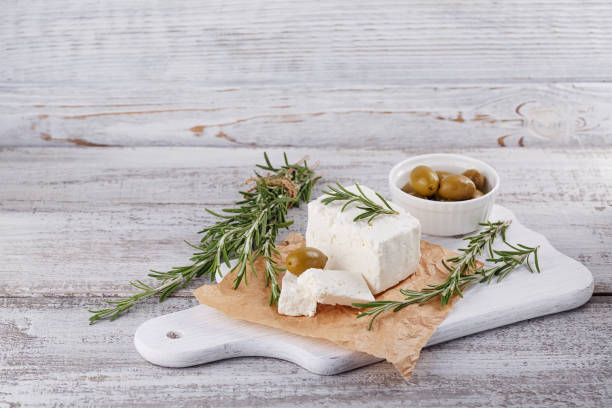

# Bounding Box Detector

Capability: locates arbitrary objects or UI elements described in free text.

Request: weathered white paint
[1,147,610,295]
[2,1,612,85]
[2,296,610,407]
[134,205,593,373]
[1,84,610,148]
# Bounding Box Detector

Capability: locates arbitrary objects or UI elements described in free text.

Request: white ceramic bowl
[388,153,500,236]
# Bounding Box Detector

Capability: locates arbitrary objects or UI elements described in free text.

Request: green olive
[285,247,328,276]
[438,174,476,201]
[402,183,428,199]
[436,170,453,181]
[473,189,484,199]
[410,165,439,196]
[463,169,486,191]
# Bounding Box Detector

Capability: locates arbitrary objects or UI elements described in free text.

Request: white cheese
[305,184,421,294]
[298,268,374,306]
[277,272,317,317]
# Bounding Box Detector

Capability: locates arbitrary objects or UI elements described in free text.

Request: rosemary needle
[88,152,320,324]
[354,221,541,330]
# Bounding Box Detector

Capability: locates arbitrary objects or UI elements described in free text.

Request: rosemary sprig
[321,183,399,223]
[477,241,540,283]
[89,152,320,324]
[354,221,541,330]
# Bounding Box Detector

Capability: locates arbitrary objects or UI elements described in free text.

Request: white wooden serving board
[134,205,593,375]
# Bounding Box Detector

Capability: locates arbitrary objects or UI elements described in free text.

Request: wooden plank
[1,296,610,407]
[1,84,611,148]
[1,147,610,297]
[2,1,612,86]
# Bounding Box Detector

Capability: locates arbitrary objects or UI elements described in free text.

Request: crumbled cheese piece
[277,272,317,317]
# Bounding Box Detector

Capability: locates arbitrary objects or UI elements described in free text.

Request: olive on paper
[286,247,328,276]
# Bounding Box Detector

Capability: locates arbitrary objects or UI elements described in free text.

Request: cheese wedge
[306,184,421,294]
[298,268,374,306]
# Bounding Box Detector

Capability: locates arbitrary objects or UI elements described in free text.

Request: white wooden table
[1,1,611,406]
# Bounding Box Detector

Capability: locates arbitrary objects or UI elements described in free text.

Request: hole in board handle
[166,331,182,339]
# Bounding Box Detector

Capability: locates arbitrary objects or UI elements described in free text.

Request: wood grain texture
[1,296,610,407]
[1,0,611,405]
[1,147,610,297]
[2,0,612,85]
[1,84,611,148]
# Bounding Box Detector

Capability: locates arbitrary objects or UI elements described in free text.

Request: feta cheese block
[277,272,317,317]
[298,268,375,306]
[306,184,421,294]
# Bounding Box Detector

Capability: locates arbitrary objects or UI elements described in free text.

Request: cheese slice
[298,268,374,306]
[306,184,421,294]
[277,272,317,317]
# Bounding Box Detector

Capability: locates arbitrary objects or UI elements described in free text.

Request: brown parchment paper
[194,233,463,380]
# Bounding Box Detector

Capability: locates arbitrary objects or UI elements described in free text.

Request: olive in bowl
[438,174,476,201]
[409,165,440,196]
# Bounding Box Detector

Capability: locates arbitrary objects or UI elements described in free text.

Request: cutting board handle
[134,304,382,375]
